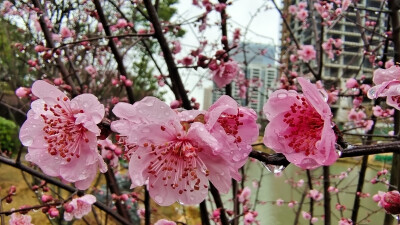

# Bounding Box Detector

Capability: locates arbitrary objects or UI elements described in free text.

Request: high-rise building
[210,43,278,118]
[280,0,391,121]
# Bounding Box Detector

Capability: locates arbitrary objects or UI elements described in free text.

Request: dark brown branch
[53,33,153,50]
[199,201,211,225]
[93,0,135,104]
[210,183,229,225]
[31,0,79,96]
[143,0,191,109]
[250,141,400,166]
[323,166,331,225]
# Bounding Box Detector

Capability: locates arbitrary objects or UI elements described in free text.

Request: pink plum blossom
[368,66,400,110]
[15,87,31,98]
[297,45,316,63]
[64,194,96,221]
[238,187,251,203]
[98,138,121,168]
[302,211,311,220]
[296,10,309,21]
[8,212,33,225]
[379,191,400,214]
[111,96,255,205]
[288,5,297,15]
[60,27,73,39]
[346,78,359,89]
[19,80,107,190]
[276,199,284,206]
[339,219,353,225]
[263,77,338,169]
[308,189,323,201]
[205,95,259,164]
[212,60,241,88]
[85,65,97,77]
[154,219,176,225]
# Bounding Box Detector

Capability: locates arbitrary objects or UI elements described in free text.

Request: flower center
[282,96,324,156]
[217,111,244,143]
[41,97,88,162]
[143,130,209,194]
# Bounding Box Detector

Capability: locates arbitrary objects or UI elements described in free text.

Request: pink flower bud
[124,79,133,87]
[64,203,74,213]
[15,87,31,98]
[380,191,400,214]
[53,78,64,86]
[48,207,59,217]
[41,194,53,203]
[120,194,129,201]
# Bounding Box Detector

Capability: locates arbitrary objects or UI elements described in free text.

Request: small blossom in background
[238,187,251,203]
[368,66,400,110]
[64,194,96,221]
[19,80,107,190]
[297,45,316,62]
[8,212,33,225]
[212,60,241,88]
[263,77,338,169]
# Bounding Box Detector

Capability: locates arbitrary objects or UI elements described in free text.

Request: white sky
[162,0,282,108]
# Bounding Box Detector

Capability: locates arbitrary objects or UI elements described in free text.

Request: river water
[222,159,397,225]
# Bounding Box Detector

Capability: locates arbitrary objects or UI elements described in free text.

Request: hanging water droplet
[21,136,34,146]
[392,214,399,220]
[336,149,342,157]
[368,88,376,98]
[319,90,328,102]
[262,162,286,174]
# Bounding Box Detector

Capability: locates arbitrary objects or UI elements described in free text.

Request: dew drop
[143,99,154,107]
[262,163,286,174]
[335,149,342,157]
[368,88,376,98]
[392,214,399,220]
[155,195,163,203]
[277,93,287,99]
[21,136,34,146]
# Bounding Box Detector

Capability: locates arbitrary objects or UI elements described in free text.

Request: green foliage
[0,116,20,153]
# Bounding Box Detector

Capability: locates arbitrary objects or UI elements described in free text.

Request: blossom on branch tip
[64,194,96,221]
[111,95,257,206]
[212,60,241,88]
[9,212,33,225]
[154,219,177,225]
[19,80,107,190]
[368,66,400,110]
[263,77,338,169]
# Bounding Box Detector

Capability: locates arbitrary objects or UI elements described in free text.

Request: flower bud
[380,191,400,214]
[48,207,59,217]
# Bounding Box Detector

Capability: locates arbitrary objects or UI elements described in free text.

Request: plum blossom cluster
[263,77,338,169]
[347,108,374,132]
[111,95,258,205]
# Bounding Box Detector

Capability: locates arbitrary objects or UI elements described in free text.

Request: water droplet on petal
[262,163,286,174]
[154,195,163,203]
[21,136,33,146]
[368,88,376,98]
[335,149,342,157]
[319,90,328,102]
[143,99,154,107]
[277,93,287,99]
